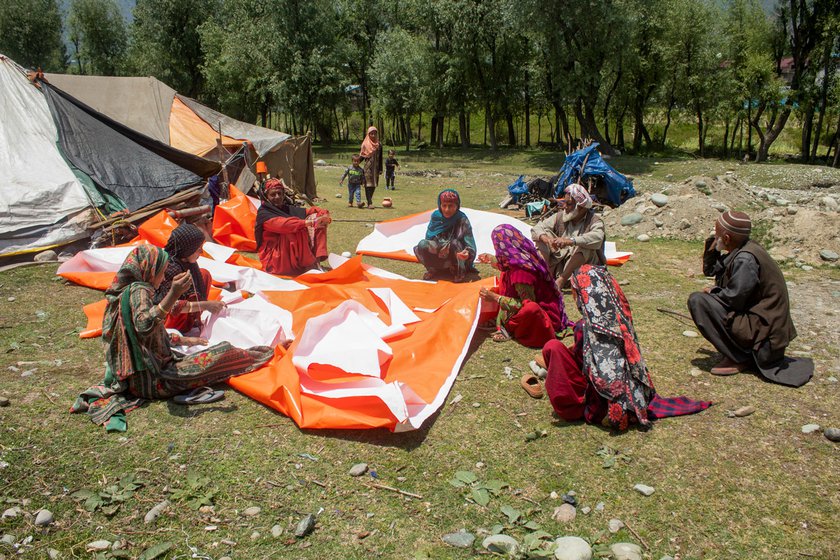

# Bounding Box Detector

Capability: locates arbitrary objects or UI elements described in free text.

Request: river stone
[733,406,755,417]
[821,196,838,210]
[595,502,605,512]
[824,428,840,442]
[2,507,19,518]
[442,530,475,548]
[637,234,650,242]
[34,250,57,262]
[482,534,519,556]
[243,506,261,517]
[801,423,820,434]
[47,548,60,559]
[710,202,727,212]
[774,197,789,206]
[659,556,675,560]
[654,218,664,227]
[621,213,644,226]
[820,250,839,262]
[349,463,368,477]
[1,534,16,545]
[315,159,327,166]
[801,265,814,271]
[552,503,577,523]
[650,193,668,207]
[553,536,592,560]
[611,542,643,560]
[608,518,624,533]
[682,330,699,338]
[294,514,317,538]
[633,484,655,496]
[271,524,283,538]
[786,206,798,215]
[679,219,692,230]
[34,509,54,526]
[86,540,112,552]
[0,397,9,407]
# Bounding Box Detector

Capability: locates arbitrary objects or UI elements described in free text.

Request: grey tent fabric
[41,81,207,211]
[177,95,290,157]
[44,74,176,144]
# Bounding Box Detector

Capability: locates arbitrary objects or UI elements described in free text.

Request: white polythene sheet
[57,246,135,275]
[201,291,292,348]
[355,208,532,261]
[292,300,395,378]
[368,287,421,326]
[604,241,632,260]
[195,256,306,293]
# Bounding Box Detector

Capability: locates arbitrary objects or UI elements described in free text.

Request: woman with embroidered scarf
[478,224,574,345]
[413,189,478,282]
[359,126,383,208]
[153,222,224,335]
[255,178,331,276]
[72,245,273,428]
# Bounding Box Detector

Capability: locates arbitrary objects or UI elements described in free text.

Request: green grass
[1,156,838,559]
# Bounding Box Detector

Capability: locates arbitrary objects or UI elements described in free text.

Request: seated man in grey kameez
[687,211,812,387]
[532,183,605,288]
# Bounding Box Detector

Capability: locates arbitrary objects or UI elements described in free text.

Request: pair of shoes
[520,374,544,399]
[172,386,225,405]
[529,360,548,380]
[710,356,751,376]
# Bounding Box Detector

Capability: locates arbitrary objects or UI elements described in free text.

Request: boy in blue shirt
[340,155,366,208]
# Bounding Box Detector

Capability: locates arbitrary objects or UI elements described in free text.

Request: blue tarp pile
[554,143,635,207]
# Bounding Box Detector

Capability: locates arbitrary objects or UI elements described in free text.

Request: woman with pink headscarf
[359,126,383,208]
[478,225,574,346]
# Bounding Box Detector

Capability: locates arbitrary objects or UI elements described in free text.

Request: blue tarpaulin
[554,143,635,207]
[506,175,529,202]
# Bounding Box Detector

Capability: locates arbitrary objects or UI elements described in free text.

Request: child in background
[384,150,400,190]
[340,155,366,208]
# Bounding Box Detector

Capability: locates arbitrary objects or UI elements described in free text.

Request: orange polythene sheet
[228,257,492,431]
[212,185,257,252]
[169,96,241,157]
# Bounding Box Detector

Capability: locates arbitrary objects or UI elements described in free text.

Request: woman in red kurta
[255,178,331,276]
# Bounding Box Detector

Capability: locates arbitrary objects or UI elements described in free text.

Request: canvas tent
[44,73,318,199]
[554,143,636,207]
[0,55,97,256]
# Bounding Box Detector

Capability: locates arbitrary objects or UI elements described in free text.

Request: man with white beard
[532,183,605,288]
[687,211,811,387]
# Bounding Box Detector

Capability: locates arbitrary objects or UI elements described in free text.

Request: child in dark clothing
[340,155,366,208]
[384,150,400,190]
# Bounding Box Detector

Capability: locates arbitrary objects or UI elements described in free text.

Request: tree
[129,0,220,96]
[68,0,128,75]
[0,0,65,71]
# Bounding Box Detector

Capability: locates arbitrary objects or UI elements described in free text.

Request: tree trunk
[505,110,516,146]
[438,116,444,148]
[832,112,840,167]
[801,104,814,161]
[486,103,498,150]
[524,69,531,148]
[459,110,469,148]
[430,116,438,145]
[575,97,615,154]
[696,105,704,158]
[812,42,832,160]
[723,117,730,159]
[754,108,792,162]
[405,112,411,151]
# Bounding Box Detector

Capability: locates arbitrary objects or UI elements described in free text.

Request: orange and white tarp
[355,209,633,266]
[59,221,489,430]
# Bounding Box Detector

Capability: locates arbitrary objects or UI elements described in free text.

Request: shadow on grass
[165,399,240,418]
[690,348,719,371]
[297,329,490,451]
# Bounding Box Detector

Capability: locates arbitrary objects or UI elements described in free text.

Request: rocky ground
[604,172,840,265]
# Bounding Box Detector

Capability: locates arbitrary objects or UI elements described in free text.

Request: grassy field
[1,153,838,559]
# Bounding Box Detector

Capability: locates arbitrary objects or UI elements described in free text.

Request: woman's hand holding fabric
[479,287,499,303]
[181,336,209,347]
[203,301,226,315]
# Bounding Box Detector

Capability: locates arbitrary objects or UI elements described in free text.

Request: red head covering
[264,178,285,193]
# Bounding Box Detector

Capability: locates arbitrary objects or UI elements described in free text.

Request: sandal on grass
[491,330,510,343]
[520,374,544,399]
[172,386,225,405]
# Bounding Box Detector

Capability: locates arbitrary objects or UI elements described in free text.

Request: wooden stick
[655,307,694,322]
[623,521,650,551]
[369,483,422,500]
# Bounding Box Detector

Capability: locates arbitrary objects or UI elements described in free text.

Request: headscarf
[425,189,470,243]
[255,178,307,249]
[571,264,654,430]
[564,183,593,209]
[717,210,751,236]
[360,126,380,158]
[102,245,170,378]
[155,223,206,303]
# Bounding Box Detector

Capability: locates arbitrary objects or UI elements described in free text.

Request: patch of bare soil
[604,173,840,264]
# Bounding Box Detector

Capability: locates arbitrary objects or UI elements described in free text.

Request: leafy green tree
[0,0,65,71]
[129,0,220,96]
[68,0,128,75]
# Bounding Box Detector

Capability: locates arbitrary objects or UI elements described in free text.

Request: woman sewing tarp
[359,126,383,208]
[478,224,574,346]
[413,189,478,282]
[154,222,225,335]
[71,245,273,429]
[256,178,331,276]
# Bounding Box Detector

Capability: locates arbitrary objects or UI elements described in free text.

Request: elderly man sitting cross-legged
[687,211,812,387]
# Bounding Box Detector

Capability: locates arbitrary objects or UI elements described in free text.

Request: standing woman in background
[360,126,383,208]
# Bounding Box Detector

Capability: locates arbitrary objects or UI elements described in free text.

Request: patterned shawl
[571,264,655,430]
[102,245,169,379]
[426,189,472,245]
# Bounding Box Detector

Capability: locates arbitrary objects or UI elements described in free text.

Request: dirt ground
[604,172,840,264]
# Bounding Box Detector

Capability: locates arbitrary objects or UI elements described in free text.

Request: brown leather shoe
[520,374,544,399]
[534,352,546,369]
[710,356,751,376]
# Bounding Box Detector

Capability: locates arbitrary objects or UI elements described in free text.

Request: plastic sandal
[172,386,225,405]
